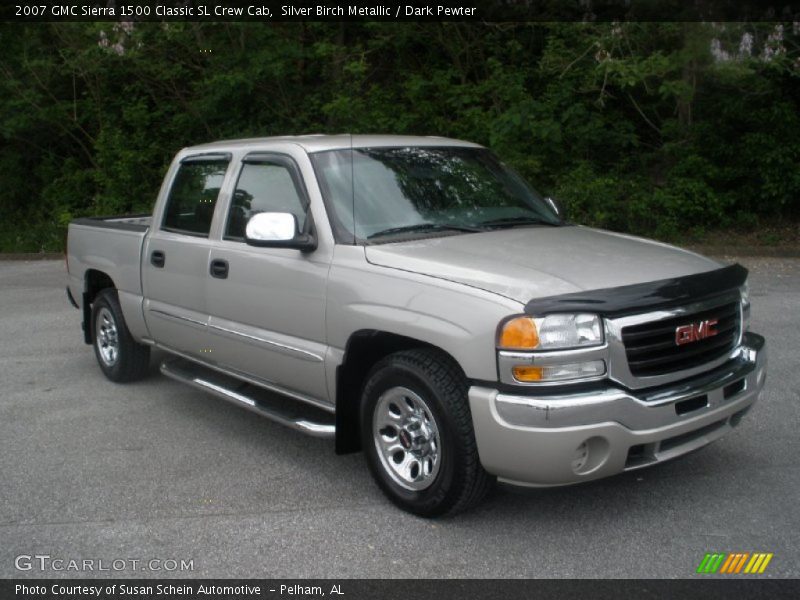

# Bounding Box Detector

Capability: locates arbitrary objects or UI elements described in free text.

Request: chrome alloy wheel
[96,307,119,367]
[372,386,441,491]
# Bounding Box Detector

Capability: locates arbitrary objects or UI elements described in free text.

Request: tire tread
[92,289,150,383]
[362,348,493,516]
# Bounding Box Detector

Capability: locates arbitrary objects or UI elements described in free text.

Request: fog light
[512,360,605,383]
[572,442,589,472]
[571,437,611,475]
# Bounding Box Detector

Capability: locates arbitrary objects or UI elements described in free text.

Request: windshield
[310,146,561,242]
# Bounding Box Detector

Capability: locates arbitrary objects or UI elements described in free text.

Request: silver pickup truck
[66,135,767,516]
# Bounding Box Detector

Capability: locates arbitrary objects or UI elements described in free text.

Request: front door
[205,154,330,403]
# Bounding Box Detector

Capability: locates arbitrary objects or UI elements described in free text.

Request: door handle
[210,258,229,279]
[151,250,165,268]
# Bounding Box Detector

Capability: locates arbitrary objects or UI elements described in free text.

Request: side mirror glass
[245,212,316,251]
[246,212,296,242]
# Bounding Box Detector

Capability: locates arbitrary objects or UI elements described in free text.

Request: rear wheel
[360,349,493,516]
[91,289,150,382]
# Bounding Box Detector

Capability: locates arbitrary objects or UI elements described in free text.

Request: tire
[360,348,494,517]
[91,288,150,383]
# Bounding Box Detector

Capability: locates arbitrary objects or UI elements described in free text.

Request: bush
[1,22,797,251]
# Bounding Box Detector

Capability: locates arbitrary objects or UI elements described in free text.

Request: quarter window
[225,161,307,240]
[162,158,229,236]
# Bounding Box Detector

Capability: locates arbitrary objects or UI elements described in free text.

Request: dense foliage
[1,21,798,251]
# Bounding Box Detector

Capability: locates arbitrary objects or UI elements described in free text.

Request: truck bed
[67,214,151,324]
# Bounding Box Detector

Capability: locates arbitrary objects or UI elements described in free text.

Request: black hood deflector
[524,263,748,317]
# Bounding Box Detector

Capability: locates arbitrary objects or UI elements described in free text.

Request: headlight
[498,314,603,351]
[498,313,606,384]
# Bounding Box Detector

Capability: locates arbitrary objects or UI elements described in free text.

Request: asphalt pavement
[0,257,798,578]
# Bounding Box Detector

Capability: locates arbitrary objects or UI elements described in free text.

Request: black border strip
[524,263,748,317]
[2,578,797,599]
[3,1,799,23]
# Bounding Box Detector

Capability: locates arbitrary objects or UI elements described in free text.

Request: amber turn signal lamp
[498,317,540,350]
[511,365,544,382]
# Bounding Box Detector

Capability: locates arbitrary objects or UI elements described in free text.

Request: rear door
[205,152,331,403]
[142,153,231,357]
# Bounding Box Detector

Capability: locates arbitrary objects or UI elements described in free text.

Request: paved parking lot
[1,257,798,578]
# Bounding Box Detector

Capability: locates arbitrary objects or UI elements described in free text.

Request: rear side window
[225,160,308,240]
[162,158,229,236]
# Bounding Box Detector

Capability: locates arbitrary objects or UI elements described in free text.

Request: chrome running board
[160,358,335,438]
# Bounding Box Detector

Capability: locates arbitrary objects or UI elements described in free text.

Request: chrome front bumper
[469,332,766,487]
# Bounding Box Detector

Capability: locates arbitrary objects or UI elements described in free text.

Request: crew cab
[66,135,767,515]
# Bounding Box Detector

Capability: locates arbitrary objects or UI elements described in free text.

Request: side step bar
[160,358,335,438]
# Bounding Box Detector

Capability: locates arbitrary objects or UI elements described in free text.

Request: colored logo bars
[697,552,773,574]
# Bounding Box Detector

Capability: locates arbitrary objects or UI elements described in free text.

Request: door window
[162,158,229,236]
[225,160,307,240]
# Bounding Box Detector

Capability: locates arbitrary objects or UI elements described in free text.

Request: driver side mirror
[544,196,566,221]
[245,212,316,252]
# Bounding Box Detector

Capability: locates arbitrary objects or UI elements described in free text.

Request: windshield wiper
[477,216,560,229]
[367,223,483,239]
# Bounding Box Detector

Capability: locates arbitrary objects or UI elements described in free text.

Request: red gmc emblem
[675,319,718,346]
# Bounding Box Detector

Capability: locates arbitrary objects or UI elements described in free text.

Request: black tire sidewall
[360,357,465,516]
[91,290,128,381]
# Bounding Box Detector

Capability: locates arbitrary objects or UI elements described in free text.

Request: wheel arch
[82,269,116,344]
[334,329,465,454]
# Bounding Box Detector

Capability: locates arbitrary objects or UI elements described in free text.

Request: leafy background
[1,21,798,251]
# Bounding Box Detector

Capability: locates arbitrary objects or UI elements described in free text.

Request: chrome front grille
[621,300,741,377]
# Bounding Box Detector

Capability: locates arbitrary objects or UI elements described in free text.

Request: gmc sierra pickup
[66,135,767,516]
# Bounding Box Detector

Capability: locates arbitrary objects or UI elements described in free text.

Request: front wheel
[360,349,494,517]
[91,289,150,383]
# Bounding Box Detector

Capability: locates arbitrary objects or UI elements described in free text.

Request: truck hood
[364,226,722,304]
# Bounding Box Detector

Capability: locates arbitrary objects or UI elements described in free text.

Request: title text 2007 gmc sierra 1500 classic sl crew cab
[66,135,767,516]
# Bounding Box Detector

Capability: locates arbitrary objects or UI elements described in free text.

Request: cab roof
[182,134,484,154]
